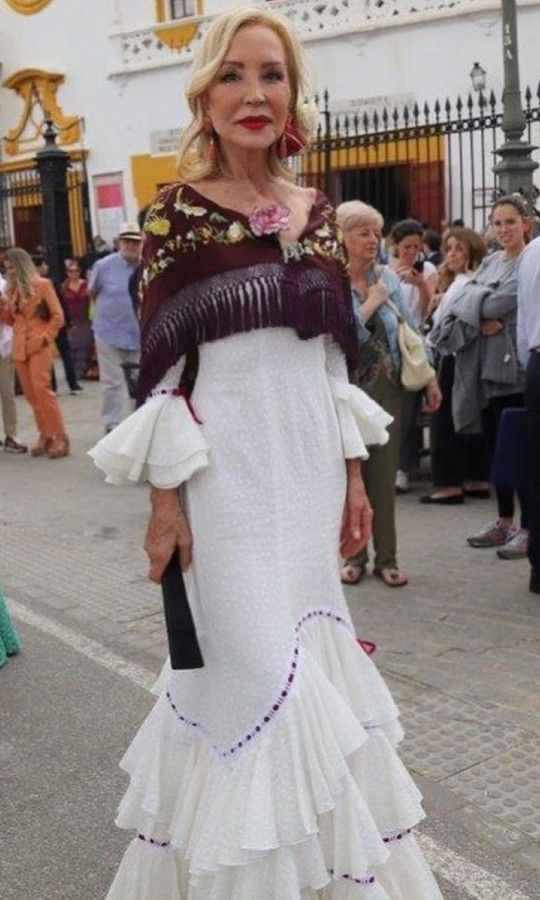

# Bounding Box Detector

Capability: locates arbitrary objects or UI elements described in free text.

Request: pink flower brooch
[248,204,291,237]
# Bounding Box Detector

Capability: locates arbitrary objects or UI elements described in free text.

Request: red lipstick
[237,117,271,130]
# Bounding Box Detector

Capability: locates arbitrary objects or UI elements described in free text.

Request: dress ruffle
[327,377,393,460]
[88,392,210,489]
[105,618,442,900]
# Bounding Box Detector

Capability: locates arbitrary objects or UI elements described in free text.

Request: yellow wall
[302,133,445,174]
[131,153,178,209]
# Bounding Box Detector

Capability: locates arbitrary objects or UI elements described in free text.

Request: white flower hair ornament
[278,98,320,159]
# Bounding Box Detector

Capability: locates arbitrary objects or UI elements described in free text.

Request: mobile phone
[413,258,425,274]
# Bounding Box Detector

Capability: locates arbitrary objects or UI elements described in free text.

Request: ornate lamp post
[493,0,537,204]
[35,117,72,283]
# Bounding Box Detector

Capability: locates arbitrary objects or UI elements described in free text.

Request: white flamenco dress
[90,327,444,900]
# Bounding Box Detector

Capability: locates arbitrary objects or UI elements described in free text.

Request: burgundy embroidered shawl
[137,182,357,403]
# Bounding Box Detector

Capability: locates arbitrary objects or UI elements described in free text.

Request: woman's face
[205,25,292,162]
[444,236,469,274]
[396,234,423,266]
[66,262,80,279]
[491,203,527,254]
[343,218,382,266]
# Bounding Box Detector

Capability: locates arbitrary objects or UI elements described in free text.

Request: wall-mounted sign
[93,174,125,247]
[331,93,416,120]
[149,128,182,156]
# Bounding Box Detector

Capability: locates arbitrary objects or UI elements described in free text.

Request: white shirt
[397,260,437,327]
[517,236,540,366]
[0,273,13,359]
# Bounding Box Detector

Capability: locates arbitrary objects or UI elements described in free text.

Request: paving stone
[444,739,540,840]
[398,692,535,781]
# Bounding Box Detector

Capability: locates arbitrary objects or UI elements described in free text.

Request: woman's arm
[340,458,373,558]
[358,280,390,325]
[39,280,65,344]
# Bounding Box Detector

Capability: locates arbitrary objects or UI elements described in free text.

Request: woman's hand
[428,291,442,316]
[340,461,373,559]
[144,487,193,582]
[366,280,389,309]
[480,318,503,337]
[395,265,423,287]
[423,378,442,413]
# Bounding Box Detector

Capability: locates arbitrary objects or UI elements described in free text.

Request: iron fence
[0,158,93,256]
[296,85,540,232]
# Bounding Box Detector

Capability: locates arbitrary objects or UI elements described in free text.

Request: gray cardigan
[430,252,524,433]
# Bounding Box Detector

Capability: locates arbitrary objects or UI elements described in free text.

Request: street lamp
[493,0,537,204]
[470,62,487,94]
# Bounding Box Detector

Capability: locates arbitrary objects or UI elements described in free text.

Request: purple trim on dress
[330,868,377,886]
[166,608,355,759]
[137,833,170,848]
[135,827,415,880]
[383,827,413,843]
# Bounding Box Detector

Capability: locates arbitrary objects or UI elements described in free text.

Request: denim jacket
[351,265,418,374]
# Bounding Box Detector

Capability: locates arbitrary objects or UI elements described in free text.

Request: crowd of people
[333,192,538,593]
[1,6,539,896]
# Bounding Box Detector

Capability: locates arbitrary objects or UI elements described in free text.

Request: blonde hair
[336,200,384,232]
[437,227,487,293]
[177,6,311,183]
[4,247,38,307]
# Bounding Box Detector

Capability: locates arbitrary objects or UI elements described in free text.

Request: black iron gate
[0,156,93,256]
[296,85,540,232]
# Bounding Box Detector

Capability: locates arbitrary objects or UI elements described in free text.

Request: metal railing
[296,85,540,231]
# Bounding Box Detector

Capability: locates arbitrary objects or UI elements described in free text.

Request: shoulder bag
[385,299,435,391]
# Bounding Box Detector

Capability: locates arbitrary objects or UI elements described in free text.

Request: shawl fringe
[137,263,356,404]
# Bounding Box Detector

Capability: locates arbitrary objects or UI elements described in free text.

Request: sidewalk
[2,373,540,894]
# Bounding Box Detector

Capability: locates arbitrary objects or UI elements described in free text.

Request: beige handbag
[385,300,435,391]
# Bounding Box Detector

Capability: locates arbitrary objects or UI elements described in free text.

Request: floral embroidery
[144,201,172,237]
[142,186,345,287]
[173,185,208,218]
[248,203,290,236]
[226,221,246,243]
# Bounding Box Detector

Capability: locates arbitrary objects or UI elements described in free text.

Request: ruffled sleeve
[324,337,392,459]
[88,359,209,489]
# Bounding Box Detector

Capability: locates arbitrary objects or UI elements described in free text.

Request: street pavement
[1,373,540,900]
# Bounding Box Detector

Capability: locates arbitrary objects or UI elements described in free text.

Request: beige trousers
[0,355,18,439]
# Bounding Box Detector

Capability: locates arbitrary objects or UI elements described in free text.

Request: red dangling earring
[277,113,305,160]
[202,116,216,161]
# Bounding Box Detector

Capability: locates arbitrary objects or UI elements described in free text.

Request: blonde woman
[422,227,489,504]
[1,248,69,458]
[90,7,444,898]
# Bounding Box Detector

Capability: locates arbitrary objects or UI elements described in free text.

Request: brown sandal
[340,564,366,586]
[373,567,409,588]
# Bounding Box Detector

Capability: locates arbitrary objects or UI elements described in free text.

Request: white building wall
[0,0,539,226]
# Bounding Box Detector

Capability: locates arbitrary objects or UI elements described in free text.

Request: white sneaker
[395,470,410,494]
[496,527,528,560]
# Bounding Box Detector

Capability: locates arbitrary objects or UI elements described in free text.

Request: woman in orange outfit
[1,248,70,458]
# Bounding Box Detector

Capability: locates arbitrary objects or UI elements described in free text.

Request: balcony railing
[109,0,511,77]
